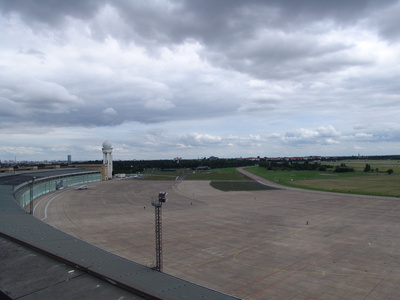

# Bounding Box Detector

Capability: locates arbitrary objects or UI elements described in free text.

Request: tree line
[259,160,355,172]
[80,158,258,174]
[78,155,399,175]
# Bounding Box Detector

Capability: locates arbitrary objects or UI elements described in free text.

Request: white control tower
[102,141,113,179]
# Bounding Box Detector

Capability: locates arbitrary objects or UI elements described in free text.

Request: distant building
[67,155,71,163]
[71,164,109,181]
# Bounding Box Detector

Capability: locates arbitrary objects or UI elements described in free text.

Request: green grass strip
[210,180,279,192]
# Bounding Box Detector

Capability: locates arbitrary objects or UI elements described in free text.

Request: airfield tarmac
[33,172,400,300]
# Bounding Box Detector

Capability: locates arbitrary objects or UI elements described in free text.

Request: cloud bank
[1,0,400,161]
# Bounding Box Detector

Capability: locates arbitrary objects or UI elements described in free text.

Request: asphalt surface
[33,172,400,300]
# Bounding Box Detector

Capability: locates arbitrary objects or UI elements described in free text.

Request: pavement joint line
[62,194,82,228]
[233,238,351,296]
[235,205,400,298]
[232,199,384,262]
[231,265,400,280]
[244,242,356,299]
[362,259,400,300]
[259,293,329,300]
[174,199,384,275]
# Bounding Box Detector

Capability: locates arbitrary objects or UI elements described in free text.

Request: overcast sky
[1,0,400,161]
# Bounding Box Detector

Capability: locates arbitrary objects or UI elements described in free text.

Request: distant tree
[364,164,371,172]
[387,169,394,175]
[334,163,354,173]
[259,161,269,168]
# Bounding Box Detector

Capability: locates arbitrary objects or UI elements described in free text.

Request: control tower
[102,141,113,179]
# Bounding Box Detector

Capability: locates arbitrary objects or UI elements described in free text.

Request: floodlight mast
[152,192,167,272]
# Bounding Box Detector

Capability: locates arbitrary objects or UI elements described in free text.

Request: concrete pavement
[34,178,400,299]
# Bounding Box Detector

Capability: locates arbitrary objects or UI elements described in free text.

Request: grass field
[184,168,250,180]
[245,160,400,197]
[210,180,279,191]
[329,159,400,173]
[140,174,177,180]
[140,169,182,180]
[245,167,368,181]
[138,161,400,197]
[140,167,250,181]
[288,174,400,197]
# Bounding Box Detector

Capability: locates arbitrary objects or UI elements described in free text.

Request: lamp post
[151,192,167,272]
[30,176,36,214]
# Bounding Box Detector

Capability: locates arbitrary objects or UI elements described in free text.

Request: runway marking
[232,199,384,264]
[221,262,400,280]
[33,193,53,216]
[175,199,384,276]
[232,240,350,297]
[243,244,347,299]
[235,203,400,299]
[251,293,328,300]
[38,189,71,221]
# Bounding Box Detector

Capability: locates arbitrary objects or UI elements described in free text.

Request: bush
[334,163,354,173]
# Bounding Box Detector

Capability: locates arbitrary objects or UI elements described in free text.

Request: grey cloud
[102,107,117,116]
[277,126,341,145]
[2,0,398,81]
[1,0,400,160]
[2,1,398,45]
[370,2,400,41]
[0,97,22,119]
[0,76,82,114]
[274,125,400,146]
[21,48,46,60]
[238,97,280,113]
[0,146,45,156]
[0,0,104,28]
[365,128,400,143]
[0,0,380,36]
[179,132,222,147]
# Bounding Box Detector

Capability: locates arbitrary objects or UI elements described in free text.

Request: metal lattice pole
[152,192,167,272]
[154,204,162,272]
